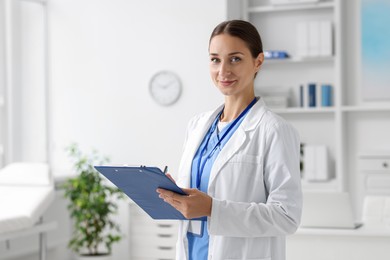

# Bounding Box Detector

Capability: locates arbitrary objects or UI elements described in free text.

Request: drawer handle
[158,246,173,250]
[383,162,388,168]
[157,234,173,238]
[158,224,172,228]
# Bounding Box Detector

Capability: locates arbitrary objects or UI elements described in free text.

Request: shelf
[273,106,390,114]
[342,106,390,112]
[301,178,339,191]
[248,1,334,13]
[272,107,335,114]
[264,56,334,65]
[296,225,390,237]
[19,0,48,5]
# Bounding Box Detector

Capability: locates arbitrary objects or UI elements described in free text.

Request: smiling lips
[219,80,236,87]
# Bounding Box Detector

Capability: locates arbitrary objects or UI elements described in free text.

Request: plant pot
[77,254,112,260]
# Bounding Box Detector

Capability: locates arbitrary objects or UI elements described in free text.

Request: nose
[219,61,231,78]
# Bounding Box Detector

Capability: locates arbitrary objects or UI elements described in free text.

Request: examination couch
[0,162,56,260]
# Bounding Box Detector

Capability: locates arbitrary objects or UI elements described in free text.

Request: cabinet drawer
[131,223,178,236]
[131,234,177,247]
[131,213,178,226]
[131,244,176,258]
[360,158,390,172]
[365,174,390,193]
[129,203,179,225]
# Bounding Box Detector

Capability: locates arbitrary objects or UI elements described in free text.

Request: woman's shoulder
[260,107,298,135]
[187,105,223,128]
[187,110,214,128]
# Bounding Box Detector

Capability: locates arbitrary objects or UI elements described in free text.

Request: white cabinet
[129,203,178,260]
[287,226,390,260]
[359,155,390,173]
[357,152,390,213]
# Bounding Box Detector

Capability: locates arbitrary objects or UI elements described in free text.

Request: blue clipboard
[94,165,188,220]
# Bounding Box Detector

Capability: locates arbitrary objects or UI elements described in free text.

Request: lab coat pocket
[221,154,263,201]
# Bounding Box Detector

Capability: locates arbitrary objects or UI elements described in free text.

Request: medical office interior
[1,0,390,259]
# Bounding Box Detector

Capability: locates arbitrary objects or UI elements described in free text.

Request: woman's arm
[208,121,302,237]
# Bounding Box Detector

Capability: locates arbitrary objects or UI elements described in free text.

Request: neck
[220,94,256,122]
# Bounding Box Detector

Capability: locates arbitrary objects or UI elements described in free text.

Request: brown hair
[209,20,263,58]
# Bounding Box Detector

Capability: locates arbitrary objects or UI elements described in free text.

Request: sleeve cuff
[208,198,222,235]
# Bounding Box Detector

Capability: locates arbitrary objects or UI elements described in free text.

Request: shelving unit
[272,107,335,114]
[238,0,345,191]
[237,0,390,210]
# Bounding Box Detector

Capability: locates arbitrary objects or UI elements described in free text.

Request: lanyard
[195,97,258,189]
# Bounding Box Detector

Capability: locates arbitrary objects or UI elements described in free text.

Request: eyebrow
[209,51,245,56]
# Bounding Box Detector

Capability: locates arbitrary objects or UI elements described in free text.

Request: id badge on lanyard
[188,220,204,237]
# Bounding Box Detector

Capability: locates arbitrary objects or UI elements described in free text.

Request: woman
[157,20,302,260]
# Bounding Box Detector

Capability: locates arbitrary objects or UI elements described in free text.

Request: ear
[255,52,264,72]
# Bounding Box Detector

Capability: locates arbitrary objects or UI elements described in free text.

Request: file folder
[94,165,187,220]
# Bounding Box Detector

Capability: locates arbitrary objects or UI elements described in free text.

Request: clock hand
[161,79,176,89]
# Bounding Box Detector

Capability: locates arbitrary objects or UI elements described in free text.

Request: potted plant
[62,143,124,260]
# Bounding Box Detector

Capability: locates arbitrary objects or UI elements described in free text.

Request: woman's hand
[156,187,212,219]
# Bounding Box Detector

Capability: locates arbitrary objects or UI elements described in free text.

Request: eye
[210,57,220,63]
[231,56,241,63]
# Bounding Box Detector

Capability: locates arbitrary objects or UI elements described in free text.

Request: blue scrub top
[187,110,248,260]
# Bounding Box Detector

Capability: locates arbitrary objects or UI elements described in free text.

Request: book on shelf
[299,83,332,108]
[303,144,330,182]
[308,83,316,107]
[296,20,333,59]
[321,85,332,106]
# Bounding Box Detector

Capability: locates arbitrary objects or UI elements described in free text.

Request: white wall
[49,0,227,178]
[47,1,227,259]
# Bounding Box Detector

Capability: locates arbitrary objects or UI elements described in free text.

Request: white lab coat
[175,98,302,260]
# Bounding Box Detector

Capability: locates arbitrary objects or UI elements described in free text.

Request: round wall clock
[149,71,182,106]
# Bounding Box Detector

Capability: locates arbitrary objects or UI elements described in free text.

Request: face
[209,34,263,99]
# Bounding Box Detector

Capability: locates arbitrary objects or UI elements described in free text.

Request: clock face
[149,71,182,106]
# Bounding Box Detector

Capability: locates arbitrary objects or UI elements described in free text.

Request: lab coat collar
[210,97,267,133]
[240,97,267,132]
[178,104,224,189]
[179,98,267,190]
